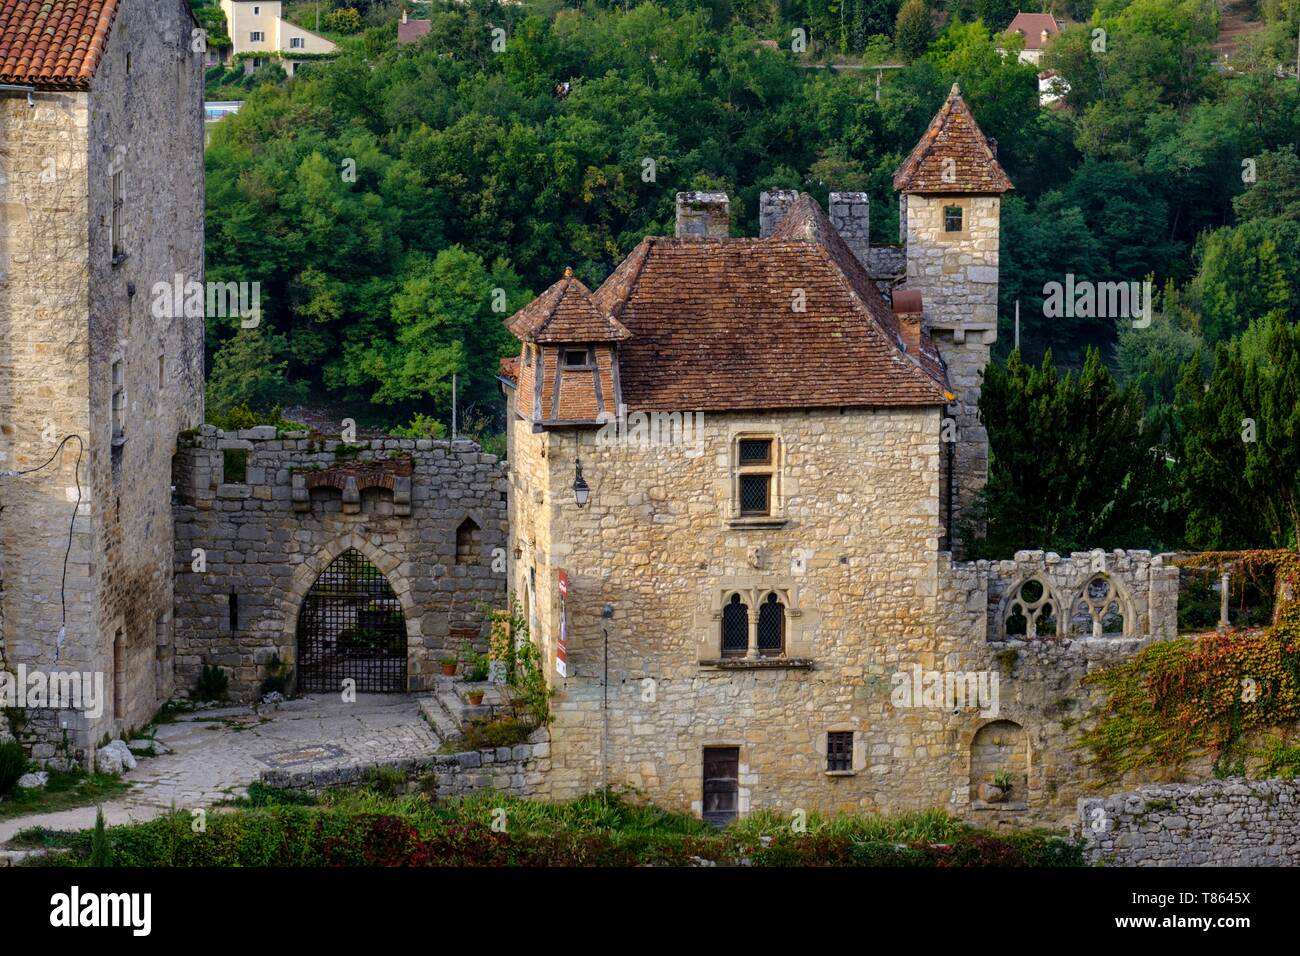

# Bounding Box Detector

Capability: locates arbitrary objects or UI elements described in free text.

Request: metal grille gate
[296,548,407,693]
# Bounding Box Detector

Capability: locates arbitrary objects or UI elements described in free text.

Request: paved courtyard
[0,694,438,845]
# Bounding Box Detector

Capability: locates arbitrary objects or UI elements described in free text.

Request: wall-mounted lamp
[573,458,589,508]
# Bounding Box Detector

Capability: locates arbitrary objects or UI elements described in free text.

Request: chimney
[829,192,870,269]
[987,137,998,158]
[759,190,799,237]
[402,10,409,24]
[675,192,730,239]
[892,289,923,356]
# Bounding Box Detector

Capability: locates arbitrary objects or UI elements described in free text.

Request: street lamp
[573,458,590,508]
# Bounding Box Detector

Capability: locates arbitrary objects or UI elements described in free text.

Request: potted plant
[979,769,1014,804]
[460,641,490,683]
[439,656,458,677]
[466,689,485,706]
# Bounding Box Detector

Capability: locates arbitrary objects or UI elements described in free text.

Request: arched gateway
[296,548,408,692]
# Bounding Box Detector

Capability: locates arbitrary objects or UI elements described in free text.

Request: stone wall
[507,400,960,817]
[0,0,205,761]
[902,193,1001,546]
[1081,779,1300,866]
[259,732,552,801]
[172,427,508,699]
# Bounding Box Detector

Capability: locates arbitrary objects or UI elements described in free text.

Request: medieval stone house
[0,0,205,758]
[500,86,1180,826]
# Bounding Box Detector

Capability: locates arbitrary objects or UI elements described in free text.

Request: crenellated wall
[171,426,508,700]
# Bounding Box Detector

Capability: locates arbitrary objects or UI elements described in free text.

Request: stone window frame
[110,357,126,446]
[817,726,865,777]
[728,432,786,528]
[110,167,126,265]
[1069,572,1134,639]
[938,198,971,241]
[700,579,809,667]
[998,575,1065,640]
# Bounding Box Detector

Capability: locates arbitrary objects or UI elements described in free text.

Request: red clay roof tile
[507,193,950,414]
[893,83,1013,195]
[0,0,122,90]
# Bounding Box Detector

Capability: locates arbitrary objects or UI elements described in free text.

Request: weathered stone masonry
[172,427,508,699]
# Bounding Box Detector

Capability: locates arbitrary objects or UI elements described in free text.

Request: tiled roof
[506,269,631,344]
[1007,12,1062,50]
[893,83,1013,195]
[397,18,431,44]
[0,0,120,89]
[499,356,520,384]
[508,194,950,413]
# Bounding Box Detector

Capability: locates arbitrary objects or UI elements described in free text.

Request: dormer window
[563,349,591,368]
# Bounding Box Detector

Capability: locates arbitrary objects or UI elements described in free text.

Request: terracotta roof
[893,83,1013,195]
[505,269,631,344]
[506,194,949,413]
[499,356,519,384]
[1006,12,1062,50]
[397,18,431,44]
[0,0,121,89]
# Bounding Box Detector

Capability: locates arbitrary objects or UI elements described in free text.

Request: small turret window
[563,349,591,367]
[943,205,964,233]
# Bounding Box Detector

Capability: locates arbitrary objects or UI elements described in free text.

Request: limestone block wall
[931,550,1184,825]
[172,427,507,699]
[86,0,206,739]
[1081,779,1300,866]
[903,193,1000,545]
[259,732,552,799]
[0,0,205,759]
[507,402,955,817]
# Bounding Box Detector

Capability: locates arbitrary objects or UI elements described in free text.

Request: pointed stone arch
[1069,573,1133,638]
[281,533,419,691]
[999,576,1064,639]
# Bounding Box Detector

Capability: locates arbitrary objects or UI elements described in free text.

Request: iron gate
[296,548,408,693]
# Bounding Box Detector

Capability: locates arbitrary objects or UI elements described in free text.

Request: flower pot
[467,692,485,706]
[440,663,458,677]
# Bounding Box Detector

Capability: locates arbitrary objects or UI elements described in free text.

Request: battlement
[171,426,509,699]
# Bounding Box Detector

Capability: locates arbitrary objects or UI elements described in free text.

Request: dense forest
[197,0,1300,554]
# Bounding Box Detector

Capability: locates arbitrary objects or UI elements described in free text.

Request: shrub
[259,653,291,697]
[88,808,112,867]
[0,741,27,797]
[194,664,229,702]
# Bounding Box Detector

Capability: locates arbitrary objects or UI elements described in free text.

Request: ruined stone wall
[172,428,508,700]
[1081,778,1300,865]
[86,0,207,740]
[935,550,1183,826]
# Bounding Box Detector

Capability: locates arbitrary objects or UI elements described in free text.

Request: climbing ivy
[1079,550,1300,779]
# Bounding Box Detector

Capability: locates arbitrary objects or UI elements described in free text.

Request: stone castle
[0,0,1198,830]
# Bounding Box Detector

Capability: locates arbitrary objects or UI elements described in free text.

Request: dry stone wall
[1081,779,1300,866]
[172,427,508,699]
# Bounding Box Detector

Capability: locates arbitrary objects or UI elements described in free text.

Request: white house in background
[1038,69,1069,106]
[218,0,337,75]
[1002,11,1064,66]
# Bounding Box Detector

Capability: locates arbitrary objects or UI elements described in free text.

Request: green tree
[206,328,306,416]
[1175,315,1300,549]
[967,348,1170,557]
[895,0,932,62]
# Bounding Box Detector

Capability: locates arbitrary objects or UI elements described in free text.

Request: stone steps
[418,677,511,742]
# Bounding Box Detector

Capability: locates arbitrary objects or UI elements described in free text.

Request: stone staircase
[418,676,512,743]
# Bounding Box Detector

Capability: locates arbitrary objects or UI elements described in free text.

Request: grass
[0,770,130,822]
[24,786,1083,867]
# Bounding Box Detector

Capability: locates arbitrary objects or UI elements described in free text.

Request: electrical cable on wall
[0,434,86,661]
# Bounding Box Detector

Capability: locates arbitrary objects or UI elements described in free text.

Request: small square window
[739,474,769,515]
[563,349,590,367]
[739,439,771,465]
[943,205,964,233]
[827,731,853,772]
[291,37,305,49]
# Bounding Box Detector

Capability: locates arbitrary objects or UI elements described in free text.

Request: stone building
[0,0,205,759]
[499,86,1182,827]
